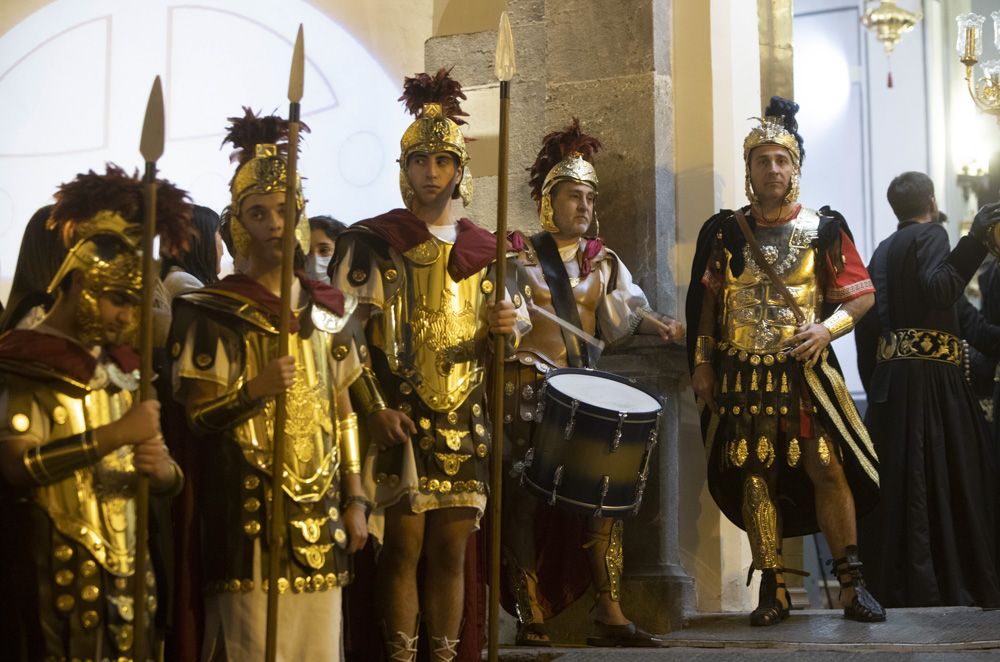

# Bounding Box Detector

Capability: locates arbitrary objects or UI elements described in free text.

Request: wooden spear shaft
[488,76,511,662]
[265,25,304,662]
[132,167,156,662]
[134,75,164,662]
[489,14,515,661]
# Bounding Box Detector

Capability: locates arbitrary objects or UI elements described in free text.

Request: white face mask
[307,254,332,283]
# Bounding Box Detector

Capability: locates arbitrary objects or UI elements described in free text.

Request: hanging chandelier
[861,0,923,87]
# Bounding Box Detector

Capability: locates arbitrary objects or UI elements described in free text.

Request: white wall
[0,0,429,299]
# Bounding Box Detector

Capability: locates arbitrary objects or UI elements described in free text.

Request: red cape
[357,209,504,281]
[0,328,139,384]
[207,272,346,333]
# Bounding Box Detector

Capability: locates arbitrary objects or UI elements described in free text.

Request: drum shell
[522,368,660,517]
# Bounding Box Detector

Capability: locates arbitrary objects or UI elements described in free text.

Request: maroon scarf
[356,209,503,280]
[209,272,346,333]
[0,329,140,384]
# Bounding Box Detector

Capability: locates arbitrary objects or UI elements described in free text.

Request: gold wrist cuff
[694,335,716,366]
[350,366,388,417]
[338,413,362,474]
[22,430,100,486]
[821,309,854,340]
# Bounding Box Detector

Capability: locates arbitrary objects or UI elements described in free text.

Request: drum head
[546,371,660,413]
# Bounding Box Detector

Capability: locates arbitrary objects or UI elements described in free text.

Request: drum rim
[542,367,662,419]
[522,473,638,515]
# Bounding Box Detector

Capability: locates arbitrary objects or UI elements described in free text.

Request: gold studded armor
[714,210,824,478]
[370,238,490,413]
[170,285,363,591]
[693,204,880,541]
[0,346,156,659]
[332,220,532,528]
[722,209,821,352]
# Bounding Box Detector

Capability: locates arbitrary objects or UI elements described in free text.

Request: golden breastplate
[722,209,822,353]
[235,328,339,503]
[35,386,136,577]
[371,239,488,412]
[516,261,602,368]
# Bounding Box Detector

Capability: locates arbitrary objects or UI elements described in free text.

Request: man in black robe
[854,171,1000,607]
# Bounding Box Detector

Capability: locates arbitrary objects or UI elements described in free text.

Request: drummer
[502,118,684,647]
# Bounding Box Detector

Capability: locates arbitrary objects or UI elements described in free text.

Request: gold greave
[742,475,779,570]
[382,617,420,662]
[189,382,262,433]
[430,635,460,662]
[21,430,99,485]
[337,413,362,474]
[350,366,388,416]
[502,546,542,625]
[583,519,624,602]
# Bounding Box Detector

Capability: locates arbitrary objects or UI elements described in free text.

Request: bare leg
[377,501,425,661]
[423,507,477,661]
[801,434,885,620]
[801,436,857,603]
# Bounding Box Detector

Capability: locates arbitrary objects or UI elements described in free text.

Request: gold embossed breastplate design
[722,210,822,353]
[35,386,137,577]
[375,239,488,412]
[234,329,338,503]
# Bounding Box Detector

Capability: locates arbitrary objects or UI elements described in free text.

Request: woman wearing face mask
[308,214,346,283]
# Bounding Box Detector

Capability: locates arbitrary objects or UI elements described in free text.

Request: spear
[264,24,304,662]
[489,12,515,662]
[134,74,164,662]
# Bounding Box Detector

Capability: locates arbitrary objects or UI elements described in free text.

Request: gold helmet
[46,165,192,346]
[528,118,602,233]
[397,68,473,209]
[743,96,805,206]
[222,107,310,258]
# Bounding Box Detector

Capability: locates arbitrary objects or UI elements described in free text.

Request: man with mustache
[500,118,683,647]
[686,97,885,626]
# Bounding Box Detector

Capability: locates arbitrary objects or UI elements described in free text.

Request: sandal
[515,621,551,646]
[748,568,791,626]
[831,545,886,622]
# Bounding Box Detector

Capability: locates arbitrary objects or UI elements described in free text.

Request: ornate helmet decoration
[46,165,192,346]
[398,68,473,209]
[743,96,805,206]
[222,107,310,258]
[528,118,602,233]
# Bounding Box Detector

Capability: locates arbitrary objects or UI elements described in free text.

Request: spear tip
[494,12,516,82]
[288,24,305,103]
[139,76,164,163]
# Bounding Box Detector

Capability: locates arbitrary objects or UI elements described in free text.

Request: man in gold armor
[501,119,683,646]
[330,69,526,662]
[0,166,189,661]
[169,109,369,660]
[685,97,885,625]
